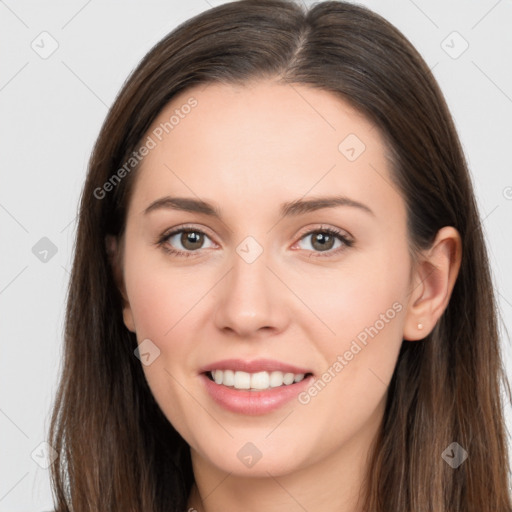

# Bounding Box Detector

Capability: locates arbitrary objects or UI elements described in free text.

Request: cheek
[297,299,405,449]
[287,241,409,345]
[295,243,408,415]
[122,245,203,406]
[124,246,204,340]
[123,262,205,440]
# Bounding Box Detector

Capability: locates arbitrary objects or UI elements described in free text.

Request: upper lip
[199,358,313,375]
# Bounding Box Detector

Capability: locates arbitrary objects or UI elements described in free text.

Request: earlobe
[403,226,462,341]
[122,307,136,333]
[105,234,136,333]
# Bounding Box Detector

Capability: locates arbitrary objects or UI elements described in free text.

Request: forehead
[127,80,403,224]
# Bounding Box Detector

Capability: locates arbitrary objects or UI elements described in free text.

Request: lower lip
[200,373,314,415]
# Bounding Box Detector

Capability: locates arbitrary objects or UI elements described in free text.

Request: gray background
[1,0,511,510]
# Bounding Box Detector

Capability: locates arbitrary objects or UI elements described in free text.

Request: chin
[190,432,315,478]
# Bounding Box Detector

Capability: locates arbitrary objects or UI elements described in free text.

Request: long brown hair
[48,1,512,510]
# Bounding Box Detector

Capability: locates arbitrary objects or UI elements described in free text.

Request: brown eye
[159,227,215,256]
[309,231,336,252]
[296,227,353,257]
[179,231,205,251]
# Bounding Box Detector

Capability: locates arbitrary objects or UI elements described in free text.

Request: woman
[48,0,512,510]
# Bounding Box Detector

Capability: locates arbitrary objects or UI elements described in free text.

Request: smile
[199,359,315,415]
[207,369,309,391]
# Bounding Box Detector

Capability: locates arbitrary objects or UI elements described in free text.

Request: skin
[108,80,462,512]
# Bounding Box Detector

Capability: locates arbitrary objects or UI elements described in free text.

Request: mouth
[198,359,315,415]
[204,369,313,391]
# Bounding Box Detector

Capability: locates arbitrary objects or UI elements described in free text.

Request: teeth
[283,372,295,385]
[209,370,308,390]
[269,371,284,388]
[251,371,269,389]
[223,369,235,386]
[234,371,251,389]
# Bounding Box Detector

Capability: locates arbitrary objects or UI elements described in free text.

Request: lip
[198,359,314,415]
[200,373,314,415]
[198,358,312,374]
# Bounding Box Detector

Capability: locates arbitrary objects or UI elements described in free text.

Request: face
[115,80,415,477]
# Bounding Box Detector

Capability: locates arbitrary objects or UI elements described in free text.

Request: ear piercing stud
[417,323,424,330]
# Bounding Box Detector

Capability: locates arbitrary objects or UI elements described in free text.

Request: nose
[213,247,290,338]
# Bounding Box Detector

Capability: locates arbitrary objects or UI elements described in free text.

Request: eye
[157,225,215,258]
[156,224,354,259]
[294,226,353,257]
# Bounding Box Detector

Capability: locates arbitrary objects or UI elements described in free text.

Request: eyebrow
[143,195,374,219]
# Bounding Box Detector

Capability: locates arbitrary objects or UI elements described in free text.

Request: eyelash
[155,224,354,259]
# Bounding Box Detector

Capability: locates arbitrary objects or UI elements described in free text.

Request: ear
[105,234,136,333]
[403,226,462,341]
